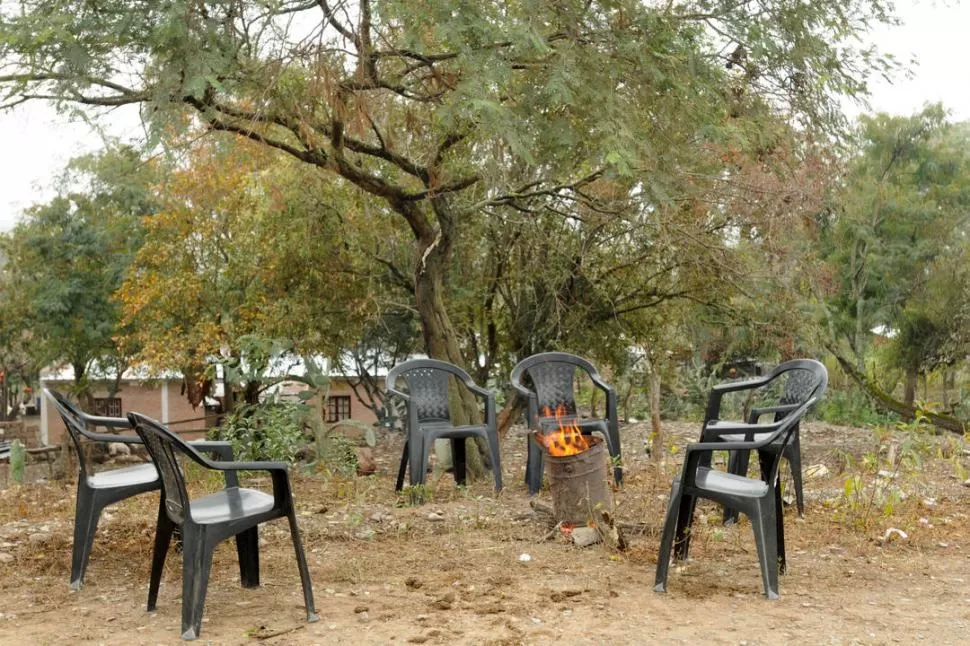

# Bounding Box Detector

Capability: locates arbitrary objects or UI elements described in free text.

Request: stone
[571,527,601,548]
[879,527,908,544]
[107,442,131,457]
[0,553,13,564]
[805,464,829,479]
[356,447,377,476]
[27,532,53,546]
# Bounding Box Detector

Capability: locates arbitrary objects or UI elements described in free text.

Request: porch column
[161,381,169,424]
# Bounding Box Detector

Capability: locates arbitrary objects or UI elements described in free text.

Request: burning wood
[534,405,590,456]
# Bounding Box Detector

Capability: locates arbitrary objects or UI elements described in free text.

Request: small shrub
[219,402,309,463]
[816,387,896,427]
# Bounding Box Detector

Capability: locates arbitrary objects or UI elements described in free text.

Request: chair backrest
[44,389,94,477]
[385,359,475,424]
[127,412,193,525]
[760,359,828,415]
[510,352,601,417]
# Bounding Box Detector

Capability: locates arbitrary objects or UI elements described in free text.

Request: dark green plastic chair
[44,389,237,591]
[386,358,502,493]
[654,396,819,599]
[510,352,621,495]
[128,412,318,641]
[700,359,828,523]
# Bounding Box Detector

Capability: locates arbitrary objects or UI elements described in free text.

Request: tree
[0,146,154,400]
[115,135,379,409]
[820,107,970,409]
[0,0,896,410]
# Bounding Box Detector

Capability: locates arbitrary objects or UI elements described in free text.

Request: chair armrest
[199,459,293,507]
[686,436,781,454]
[587,371,613,396]
[701,421,776,443]
[188,440,235,459]
[77,412,142,444]
[385,385,410,402]
[82,413,133,430]
[189,440,238,487]
[464,380,491,399]
[748,403,801,423]
[703,375,772,422]
[462,382,497,426]
[203,459,289,472]
[710,375,771,394]
[696,396,818,453]
[79,430,143,444]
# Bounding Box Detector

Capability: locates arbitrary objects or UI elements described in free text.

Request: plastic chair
[654,395,820,599]
[386,359,502,492]
[128,412,318,641]
[44,389,237,590]
[700,359,828,523]
[510,352,621,495]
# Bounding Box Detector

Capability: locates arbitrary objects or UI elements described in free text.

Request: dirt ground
[2,419,970,645]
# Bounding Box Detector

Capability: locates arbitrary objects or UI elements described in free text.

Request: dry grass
[2,420,970,644]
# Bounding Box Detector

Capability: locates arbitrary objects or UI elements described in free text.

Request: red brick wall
[300,378,384,426]
[43,380,208,444]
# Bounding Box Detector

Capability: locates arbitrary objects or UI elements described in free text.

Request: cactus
[10,439,25,484]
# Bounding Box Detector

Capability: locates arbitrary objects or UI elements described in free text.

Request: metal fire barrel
[545,437,613,526]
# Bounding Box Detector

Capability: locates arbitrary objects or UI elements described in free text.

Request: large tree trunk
[413,200,488,478]
[649,365,663,465]
[903,367,917,407]
[832,351,967,434]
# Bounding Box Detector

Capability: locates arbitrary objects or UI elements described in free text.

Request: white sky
[0,0,968,232]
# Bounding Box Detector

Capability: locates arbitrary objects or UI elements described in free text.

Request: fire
[535,404,590,456]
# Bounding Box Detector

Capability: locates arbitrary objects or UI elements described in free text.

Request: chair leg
[775,480,787,574]
[654,482,683,593]
[606,426,622,486]
[750,497,780,600]
[410,433,427,488]
[394,440,409,492]
[451,438,467,486]
[286,509,320,623]
[673,492,697,561]
[723,450,750,525]
[236,526,260,588]
[180,528,215,641]
[148,499,175,611]
[786,433,805,517]
[486,431,503,492]
[526,433,544,496]
[70,486,102,590]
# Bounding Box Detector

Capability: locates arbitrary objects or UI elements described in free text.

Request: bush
[218,402,309,463]
[815,387,897,427]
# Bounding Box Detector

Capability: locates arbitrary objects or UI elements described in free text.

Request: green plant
[312,419,377,477]
[321,433,360,478]
[219,401,309,463]
[816,387,897,427]
[397,483,432,507]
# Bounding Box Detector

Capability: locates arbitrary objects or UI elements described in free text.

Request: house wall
[42,377,385,445]
[325,379,381,425]
[294,380,381,426]
[42,380,209,445]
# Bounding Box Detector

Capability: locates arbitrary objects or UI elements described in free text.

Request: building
[39,356,390,446]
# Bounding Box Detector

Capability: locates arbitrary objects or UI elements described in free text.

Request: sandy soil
[2,420,970,645]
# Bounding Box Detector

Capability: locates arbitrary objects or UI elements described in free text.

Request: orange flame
[534,404,591,456]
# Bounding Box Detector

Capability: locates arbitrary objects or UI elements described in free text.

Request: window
[326,396,351,422]
[93,397,122,417]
